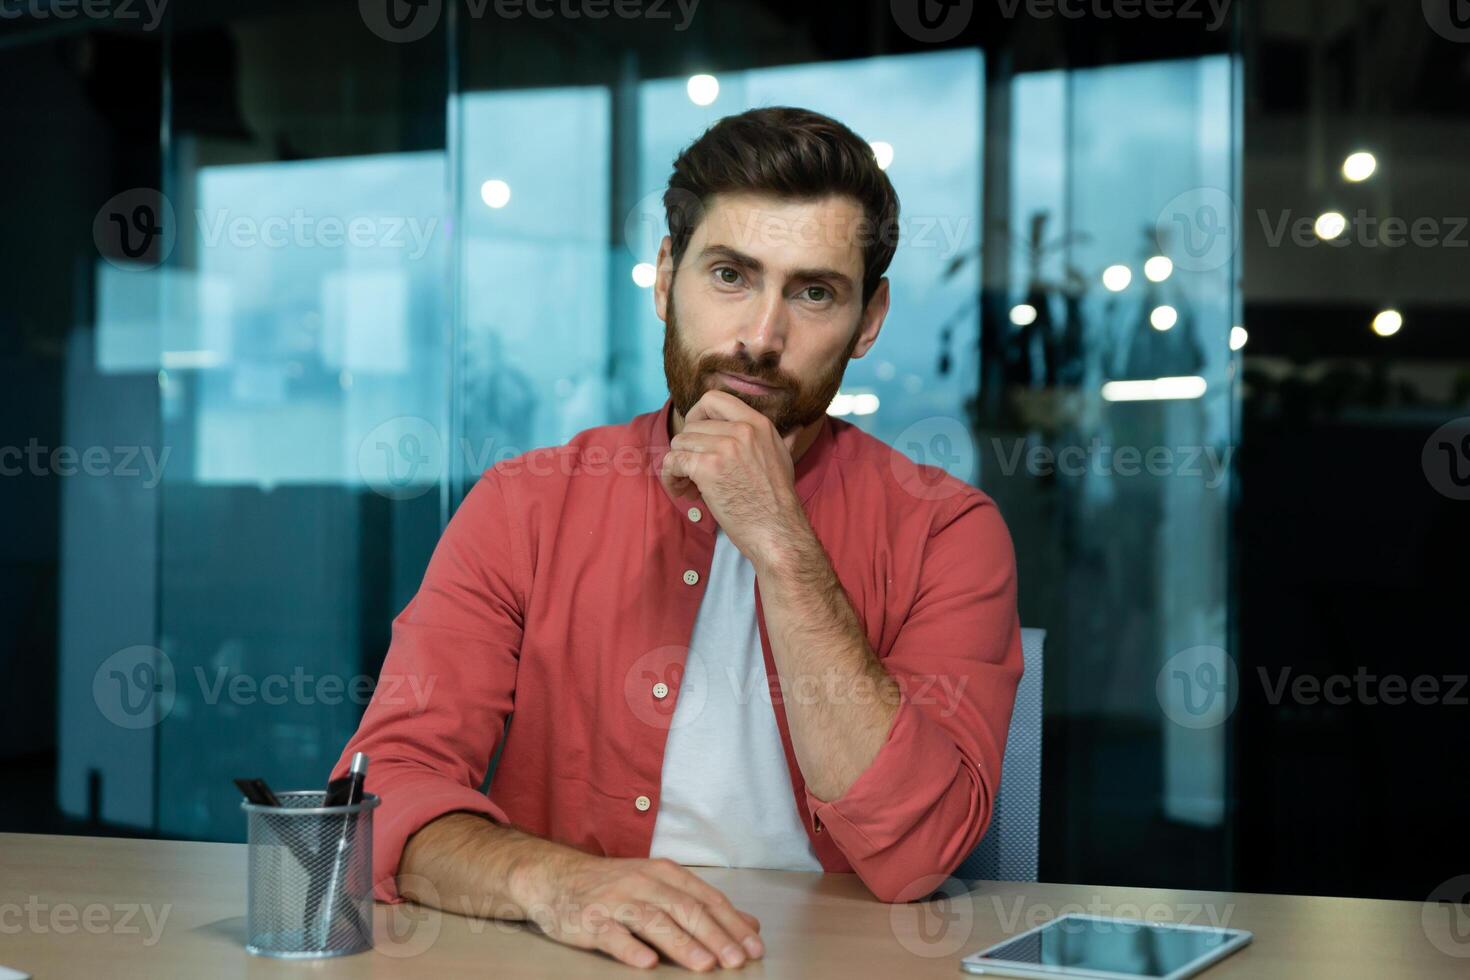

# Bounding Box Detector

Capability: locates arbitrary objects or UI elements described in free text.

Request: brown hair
[663,106,901,309]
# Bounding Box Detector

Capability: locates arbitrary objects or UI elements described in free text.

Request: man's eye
[714,267,742,285]
[802,286,831,303]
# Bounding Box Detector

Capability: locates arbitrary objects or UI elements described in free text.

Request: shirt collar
[648,395,836,530]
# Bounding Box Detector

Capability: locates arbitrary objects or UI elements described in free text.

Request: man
[329,105,1023,971]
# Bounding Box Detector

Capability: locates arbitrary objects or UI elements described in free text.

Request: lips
[716,371,779,394]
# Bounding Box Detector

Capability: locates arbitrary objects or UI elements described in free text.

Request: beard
[661,277,861,438]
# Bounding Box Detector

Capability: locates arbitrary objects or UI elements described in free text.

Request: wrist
[502,838,586,918]
[755,519,818,579]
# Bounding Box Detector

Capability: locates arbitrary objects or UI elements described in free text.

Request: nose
[738,287,789,362]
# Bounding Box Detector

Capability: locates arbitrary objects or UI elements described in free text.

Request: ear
[653,235,674,322]
[851,277,890,359]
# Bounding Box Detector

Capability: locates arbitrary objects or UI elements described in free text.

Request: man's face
[657,191,888,437]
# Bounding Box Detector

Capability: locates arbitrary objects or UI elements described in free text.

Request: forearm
[754,525,900,802]
[397,811,588,921]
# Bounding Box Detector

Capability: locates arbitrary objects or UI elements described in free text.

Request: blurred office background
[2,0,1466,905]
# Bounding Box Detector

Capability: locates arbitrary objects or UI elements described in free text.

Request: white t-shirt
[648,527,823,871]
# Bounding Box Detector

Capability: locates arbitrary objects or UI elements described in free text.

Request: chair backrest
[954,627,1045,882]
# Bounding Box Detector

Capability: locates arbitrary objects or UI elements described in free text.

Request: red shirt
[331,395,1023,904]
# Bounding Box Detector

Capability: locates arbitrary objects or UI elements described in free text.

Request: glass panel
[455,87,612,474]
[150,9,453,839]
[983,55,1241,885]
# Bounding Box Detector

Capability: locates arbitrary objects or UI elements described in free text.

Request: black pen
[313,752,369,946]
[233,777,282,808]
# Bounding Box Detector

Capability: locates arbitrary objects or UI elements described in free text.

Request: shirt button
[635,795,652,812]
[682,569,699,585]
[687,506,702,522]
[652,682,669,699]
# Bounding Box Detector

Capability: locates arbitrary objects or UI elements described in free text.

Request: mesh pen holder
[241,790,381,958]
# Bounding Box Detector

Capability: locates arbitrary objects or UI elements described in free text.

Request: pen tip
[350,751,369,775]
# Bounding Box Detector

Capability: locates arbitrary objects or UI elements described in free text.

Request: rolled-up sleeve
[804,492,1023,903]
[328,470,527,903]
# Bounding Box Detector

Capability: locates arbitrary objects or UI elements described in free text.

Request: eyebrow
[694,244,855,294]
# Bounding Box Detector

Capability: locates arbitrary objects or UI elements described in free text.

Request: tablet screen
[973,915,1244,978]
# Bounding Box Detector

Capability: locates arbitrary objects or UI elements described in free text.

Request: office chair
[953,627,1045,883]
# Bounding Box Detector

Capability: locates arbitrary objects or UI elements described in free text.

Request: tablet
[960,913,1252,979]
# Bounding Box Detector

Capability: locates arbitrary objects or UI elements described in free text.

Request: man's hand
[660,389,808,569]
[517,852,765,971]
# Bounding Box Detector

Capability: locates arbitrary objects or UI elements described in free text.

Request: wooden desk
[0,832,1462,978]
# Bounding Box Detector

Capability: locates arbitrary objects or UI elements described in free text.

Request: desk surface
[1,832,1463,978]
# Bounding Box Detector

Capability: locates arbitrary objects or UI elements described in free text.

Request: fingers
[669,431,723,455]
[685,390,743,424]
[659,449,698,499]
[643,861,765,962]
[593,921,660,970]
[619,902,721,972]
